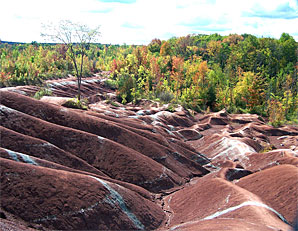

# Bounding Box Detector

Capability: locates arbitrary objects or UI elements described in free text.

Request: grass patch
[33,87,53,100]
[260,144,275,153]
[105,99,121,107]
[166,103,177,112]
[62,98,88,110]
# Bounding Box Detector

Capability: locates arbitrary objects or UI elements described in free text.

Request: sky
[1,0,297,44]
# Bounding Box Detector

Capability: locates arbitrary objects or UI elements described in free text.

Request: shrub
[116,72,134,104]
[104,79,118,90]
[157,91,174,103]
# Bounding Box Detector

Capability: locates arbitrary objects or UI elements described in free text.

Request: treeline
[0,42,121,86]
[110,33,297,126]
[0,33,297,125]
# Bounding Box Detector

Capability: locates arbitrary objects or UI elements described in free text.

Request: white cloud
[0,0,297,44]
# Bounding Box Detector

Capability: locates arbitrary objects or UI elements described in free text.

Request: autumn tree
[41,20,100,100]
[160,41,171,56]
[233,71,265,113]
[148,38,162,53]
[171,56,185,98]
[173,35,194,58]
[222,34,244,45]
[207,40,222,63]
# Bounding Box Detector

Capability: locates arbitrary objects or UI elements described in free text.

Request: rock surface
[0,75,297,230]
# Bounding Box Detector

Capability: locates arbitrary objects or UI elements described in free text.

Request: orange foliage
[133,46,148,67]
[160,42,171,56]
[150,57,162,83]
[198,61,209,85]
[223,34,244,45]
[171,56,185,95]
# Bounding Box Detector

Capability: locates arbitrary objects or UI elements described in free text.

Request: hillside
[0,75,297,230]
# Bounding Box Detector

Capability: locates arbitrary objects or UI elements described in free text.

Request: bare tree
[41,20,101,100]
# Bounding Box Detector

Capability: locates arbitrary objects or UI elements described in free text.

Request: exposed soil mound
[1,158,164,230]
[236,164,298,225]
[242,149,298,171]
[0,77,297,230]
[0,91,209,191]
[163,177,291,230]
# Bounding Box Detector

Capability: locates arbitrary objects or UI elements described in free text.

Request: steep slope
[1,158,164,230]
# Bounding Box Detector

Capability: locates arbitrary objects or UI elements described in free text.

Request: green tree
[148,38,162,53]
[279,33,297,67]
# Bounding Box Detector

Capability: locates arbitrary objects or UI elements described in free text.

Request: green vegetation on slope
[0,33,297,126]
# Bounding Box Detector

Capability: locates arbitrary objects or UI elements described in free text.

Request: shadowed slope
[0,158,164,230]
[0,103,183,192]
[0,91,209,181]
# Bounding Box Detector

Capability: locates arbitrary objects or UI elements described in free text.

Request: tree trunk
[77,77,81,101]
[70,45,81,100]
[77,51,84,101]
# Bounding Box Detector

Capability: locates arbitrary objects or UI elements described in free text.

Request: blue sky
[1,0,297,44]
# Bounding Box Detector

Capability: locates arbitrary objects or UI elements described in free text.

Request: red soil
[236,164,298,224]
[0,75,297,230]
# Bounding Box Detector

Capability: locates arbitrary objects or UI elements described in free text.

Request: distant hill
[0,40,116,46]
[1,40,26,44]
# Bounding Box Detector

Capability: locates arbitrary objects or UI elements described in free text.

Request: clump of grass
[62,98,88,110]
[106,99,120,107]
[33,87,52,100]
[260,144,275,153]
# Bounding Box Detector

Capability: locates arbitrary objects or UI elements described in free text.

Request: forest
[0,33,297,126]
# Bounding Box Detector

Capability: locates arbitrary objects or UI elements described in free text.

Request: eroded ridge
[0,78,297,231]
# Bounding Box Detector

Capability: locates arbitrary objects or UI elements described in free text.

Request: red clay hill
[0,75,297,230]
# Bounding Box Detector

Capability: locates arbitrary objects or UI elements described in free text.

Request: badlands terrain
[0,75,297,230]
